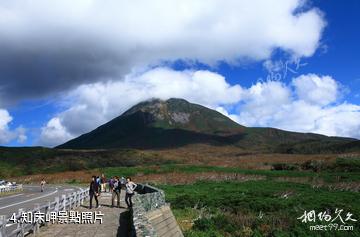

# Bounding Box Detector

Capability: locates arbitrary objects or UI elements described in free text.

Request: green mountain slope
[57,98,358,153]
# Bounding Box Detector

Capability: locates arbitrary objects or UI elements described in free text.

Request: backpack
[120,177,126,188]
[113,180,120,191]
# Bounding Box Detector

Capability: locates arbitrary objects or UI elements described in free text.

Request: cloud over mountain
[38,69,360,147]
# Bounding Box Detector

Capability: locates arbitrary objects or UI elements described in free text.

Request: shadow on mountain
[58,126,246,149]
[58,109,247,149]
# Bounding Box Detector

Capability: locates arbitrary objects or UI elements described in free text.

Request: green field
[159,180,360,237]
[101,158,360,236]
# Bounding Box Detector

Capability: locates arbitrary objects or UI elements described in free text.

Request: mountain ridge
[57,98,358,153]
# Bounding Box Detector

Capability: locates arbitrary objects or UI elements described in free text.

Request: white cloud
[0,109,12,130]
[0,0,326,104]
[236,81,292,126]
[38,117,73,147]
[39,70,360,147]
[231,74,360,138]
[292,74,338,105]
[0,109,27,144]
[312,103,360,138]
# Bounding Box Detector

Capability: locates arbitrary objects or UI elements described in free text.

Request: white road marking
[6,223,17,227]
[0,193,24,200]
[0,190,58,210]
[64,189,74,192]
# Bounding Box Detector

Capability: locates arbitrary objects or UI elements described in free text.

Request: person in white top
[40,178,46,192]
[125,177,137,208]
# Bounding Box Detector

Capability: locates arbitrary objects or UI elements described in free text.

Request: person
[101,174,107,192]
[40,178,46,192]
[89,176,99,209]
[120,176,126,188]
[111,176,121,208]
[109,176,114,192]
[125,177,137,208]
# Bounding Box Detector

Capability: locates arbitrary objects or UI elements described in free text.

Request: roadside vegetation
[160,180,360,237]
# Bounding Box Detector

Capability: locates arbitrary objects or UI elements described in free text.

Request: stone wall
[131,184,183,237]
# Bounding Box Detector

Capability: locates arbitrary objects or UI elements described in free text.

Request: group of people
[89,174,137,209]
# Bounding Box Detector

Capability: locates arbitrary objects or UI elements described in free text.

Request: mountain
[58,98,358,153]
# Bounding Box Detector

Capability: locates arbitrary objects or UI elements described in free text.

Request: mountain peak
[58,98,244,149]
[122,98,200,126]
[123,98,188,117]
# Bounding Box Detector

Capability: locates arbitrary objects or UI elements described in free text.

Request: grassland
[102,161,360,182]
[10,156,360,188]
[160,180,360,237]
[106,157,360,236]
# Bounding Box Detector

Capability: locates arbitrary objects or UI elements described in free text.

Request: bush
[193,218,214,231]
[172,194,199,209]
[301,160,326,172]
[301,158,360,172]
[271,163,299,171]
[331,157,360,172]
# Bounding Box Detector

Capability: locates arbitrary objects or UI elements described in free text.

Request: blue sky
[1,0,359,147]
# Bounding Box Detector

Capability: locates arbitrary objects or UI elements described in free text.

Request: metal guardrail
[0,185,23,194]
[0,188,89,237]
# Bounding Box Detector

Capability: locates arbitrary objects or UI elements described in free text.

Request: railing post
[0,215,6,237]
[62,195,66,211]
[55,197,60,212]
[75,191,78,207]
[78,191,81,205]
[33,204,40,236]
[17,208,24,237]
[43,202,49,227]
[75,192,78,206]
[44,205,48,227]
[69,194,72,210]
[78,191,81,207]
[80,190,85,205]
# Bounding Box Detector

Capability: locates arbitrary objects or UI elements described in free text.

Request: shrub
[301,160,326,172]
[193,218,214,231]
[172,194,199,209]
[271,163,299,171]
[331,157,360,172]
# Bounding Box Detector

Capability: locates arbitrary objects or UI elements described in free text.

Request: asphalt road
[0,184,85,234]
